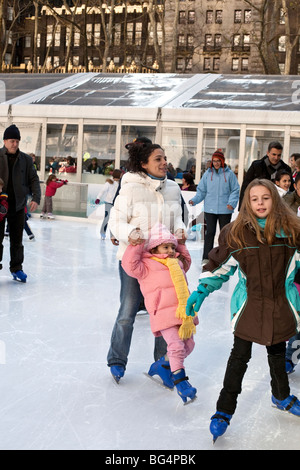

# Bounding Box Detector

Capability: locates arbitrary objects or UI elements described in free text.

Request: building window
[127,23,133,45]
[53,56,60,68]
[204,58,211,70]
[186,57,192,70]
[187,34,194,47]
[206,10,213,24]
[114,24,121,46]
[232,58,239,71]
[213,57,220,71]
[205,34,213,48]
[54,25,61,47]
[215,10,222,24]
[25,35,31,48]
[178,34,185,47]
[243,34,250,51]
[188,11,195,24]
[74,30,80,47]
[278,35,286,51]
[234,10,242,23]
[136,23,142,46]
[215,34,222,49]
[244,10,252,23]
[7,7,13,21]
[157,23,163,45]
[86,24,93,47]
[46,25,52,47]
[279,8,285,24]
[179,11,186,24]
[176,57,185,70]
[241,57,249,71]
[94,24,100,46]
[233,34,241,50]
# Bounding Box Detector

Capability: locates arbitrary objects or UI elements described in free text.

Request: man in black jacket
[239,141,292,207]
[0,124,41,282]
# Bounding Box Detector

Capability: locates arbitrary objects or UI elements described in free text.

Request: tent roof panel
[0,73,298,111]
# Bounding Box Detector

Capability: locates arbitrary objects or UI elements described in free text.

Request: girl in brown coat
[186,179,300,442]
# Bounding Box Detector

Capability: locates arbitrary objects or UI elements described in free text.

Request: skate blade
[12,277,26,283]
[183,395,197,406]
[271,404,300,416]
[111,374,122,384]
[143,372,174,391]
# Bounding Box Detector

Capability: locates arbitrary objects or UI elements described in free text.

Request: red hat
[211,149,225,167]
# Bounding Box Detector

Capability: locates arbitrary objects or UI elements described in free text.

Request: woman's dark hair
[274,169,291,182]
[126,139,163,174]
[182,172,195,185]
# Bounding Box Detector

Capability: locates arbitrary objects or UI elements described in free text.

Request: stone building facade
[2,0,300,75]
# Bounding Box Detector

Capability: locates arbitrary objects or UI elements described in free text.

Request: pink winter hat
[146,223,178,251]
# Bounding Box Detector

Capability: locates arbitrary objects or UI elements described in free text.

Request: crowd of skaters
[0,127,299,444]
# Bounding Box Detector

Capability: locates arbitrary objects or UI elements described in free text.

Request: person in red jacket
[40,174,68,219]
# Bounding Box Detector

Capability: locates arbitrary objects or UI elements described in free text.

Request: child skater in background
[122,222,198,404]
[40,175,68,219]
[274,169,292,197]
[186,179,300,441]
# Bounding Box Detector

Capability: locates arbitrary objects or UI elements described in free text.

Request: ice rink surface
[0,217,299,451]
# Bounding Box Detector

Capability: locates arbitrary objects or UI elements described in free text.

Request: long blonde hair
[227,179,300,249]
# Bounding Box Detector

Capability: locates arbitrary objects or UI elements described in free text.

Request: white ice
[0,217,299,451]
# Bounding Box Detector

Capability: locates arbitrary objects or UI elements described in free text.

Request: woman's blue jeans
[107,262,167,369]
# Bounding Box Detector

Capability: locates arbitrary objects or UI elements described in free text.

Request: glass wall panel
[45,124,78,180]
[161,127,197,181]
[38,182,88,218]
[1,122,42,176]
[202,128,240,176]
[121,126,156,170]
[244,129,285,171]
[82,124,117,184]
[289,130,300,162]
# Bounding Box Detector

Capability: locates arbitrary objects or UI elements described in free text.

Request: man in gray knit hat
[0,124,41,282]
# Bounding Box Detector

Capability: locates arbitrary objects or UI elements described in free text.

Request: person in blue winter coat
[189,149,240,264]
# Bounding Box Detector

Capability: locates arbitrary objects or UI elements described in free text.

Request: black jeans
[216,336,290,416]
[203,212,232,259]
[0,209,25,273]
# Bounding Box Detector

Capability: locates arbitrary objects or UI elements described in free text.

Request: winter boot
[12,270,27,283]
[171,369,197,403]
[285,359,295,374]
[110,365,125,383]
[147,357,174,389]
[210,412,232,443]
[272,395,300,416]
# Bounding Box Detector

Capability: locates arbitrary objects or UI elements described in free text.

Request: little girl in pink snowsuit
[122,223,198,403]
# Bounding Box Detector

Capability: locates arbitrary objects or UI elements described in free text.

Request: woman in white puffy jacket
[107,137,187,385]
